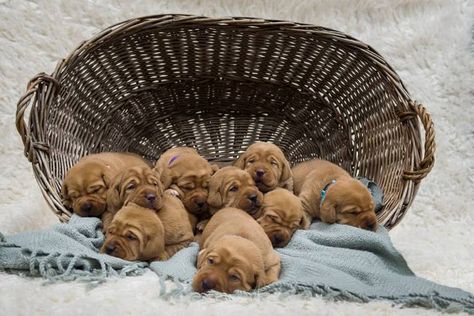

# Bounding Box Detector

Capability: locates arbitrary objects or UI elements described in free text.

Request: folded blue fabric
[1,215,473,313]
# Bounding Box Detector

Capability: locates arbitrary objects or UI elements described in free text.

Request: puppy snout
[201,278,216,292]
[270,233,286,247]
[81,202,93,213]
[363,218,378,231]
[248,193,258,203]
[255,169,265,179]
[145,193,156,202]
[193,197,207,209]
[105,244,116,255]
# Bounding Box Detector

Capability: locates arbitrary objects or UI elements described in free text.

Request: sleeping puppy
[257,188,310,248]
[233,142,293,193]
[100,203,166,262]
[207,166,264,218]
[292,159,377,231]
[106,165,194,259]
[155,147,218,228]
[61,152,148,217]
[192,207,280,294]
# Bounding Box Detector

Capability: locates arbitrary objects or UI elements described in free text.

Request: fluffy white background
[0,0,473,315]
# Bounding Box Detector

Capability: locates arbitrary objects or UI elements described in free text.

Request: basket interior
[44,22,410,221]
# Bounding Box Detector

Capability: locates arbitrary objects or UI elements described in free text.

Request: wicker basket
[16,14,435,229]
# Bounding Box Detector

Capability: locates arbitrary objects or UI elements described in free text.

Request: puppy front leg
[264,254,281,285]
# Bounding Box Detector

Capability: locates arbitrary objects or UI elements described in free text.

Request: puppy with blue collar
[292,159,378,231]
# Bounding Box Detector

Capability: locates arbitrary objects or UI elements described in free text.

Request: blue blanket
[1,215,473,313]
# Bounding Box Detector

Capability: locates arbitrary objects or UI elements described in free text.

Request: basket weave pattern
[16,15,435,228]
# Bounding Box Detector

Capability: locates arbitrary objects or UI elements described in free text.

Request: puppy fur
[155,147,218,229]
[233,142,293,193]
[100,203,166,262]
[207,166,264,217]
[257,188,310,248]
[106,165,194,259]
[192,207,280,294]
[61,152,148,217]
[292,159,377,231]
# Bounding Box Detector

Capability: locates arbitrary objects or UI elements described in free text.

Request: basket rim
[15,14,435,229]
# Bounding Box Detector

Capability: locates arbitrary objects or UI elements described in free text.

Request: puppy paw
[196,220,209,232]
[164,189,180,198]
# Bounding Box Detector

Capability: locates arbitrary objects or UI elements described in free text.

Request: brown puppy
[233,142,293,193]
[100,203,166,261]
[207,166,264,218]
[107,165,194,259]
[292,159,377,231]
[257,188,310,248]
[192,207,280,294]
[62,152,148,217]
[155,147,218,228]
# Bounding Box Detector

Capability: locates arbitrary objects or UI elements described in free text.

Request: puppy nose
[364,220,377,231]
[145,193,156,202]
[201,278,216,291]
[256,169,265,178]
[196,201,205,208]
[105,244,116,255]
[271,234,285,247]
[248,194,258,203]
[81,202,92,213]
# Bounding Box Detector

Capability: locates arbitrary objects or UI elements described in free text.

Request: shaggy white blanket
[0,0,473,315]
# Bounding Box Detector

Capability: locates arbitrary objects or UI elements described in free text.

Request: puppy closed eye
[246,158,255,165]
[126,182,137,191]
[270,159,279,167]
[88,186,103,194]
[126,232,138,241]
[229,185,239,192]
[229,274,240,282]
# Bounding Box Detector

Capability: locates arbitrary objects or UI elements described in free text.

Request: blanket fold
[1,216,473,313]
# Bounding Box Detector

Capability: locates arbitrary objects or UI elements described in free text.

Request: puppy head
[233,142,292,193]
[107,165,164,212]
[159,154,218,215]
[207,166,264,217]
[100,204,165,261]
[320,178,378,231]
[192,236,266,293]
[257,188,309,247]
[62,160,111,217]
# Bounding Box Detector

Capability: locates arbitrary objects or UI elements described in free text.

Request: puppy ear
[196,248,208,268]
[210,164,220,174]
[299,212,311,229]
[106,174,123,212]
[61,182,71,208]
[207,189,223,211]
[141,219,165,261]
[253,268,268,289]
[279,158,293,192]
[233,152,247,169]
[158,167,173,189]
[320,202,337,224]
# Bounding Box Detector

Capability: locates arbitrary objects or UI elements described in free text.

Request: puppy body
[257,188,310,248]
[207,166,263,217]
[233,142,293,193]
[106,165,194,258]
[62,152,148,217]
[192,207,280,293]
[155,147,218,230]
[100,203,166,262]
[292,159,377,231]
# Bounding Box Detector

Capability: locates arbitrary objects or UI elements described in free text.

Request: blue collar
[320,180,337,206]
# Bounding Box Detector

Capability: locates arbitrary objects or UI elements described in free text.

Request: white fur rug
[0,0,473,315]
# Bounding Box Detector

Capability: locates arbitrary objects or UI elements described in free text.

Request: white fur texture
[0,0,473,315]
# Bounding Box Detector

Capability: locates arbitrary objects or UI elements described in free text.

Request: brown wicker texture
[16,14,435,228]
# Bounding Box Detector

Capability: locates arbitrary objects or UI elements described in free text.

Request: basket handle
[16,73,59,162]
[401,101,436,182]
